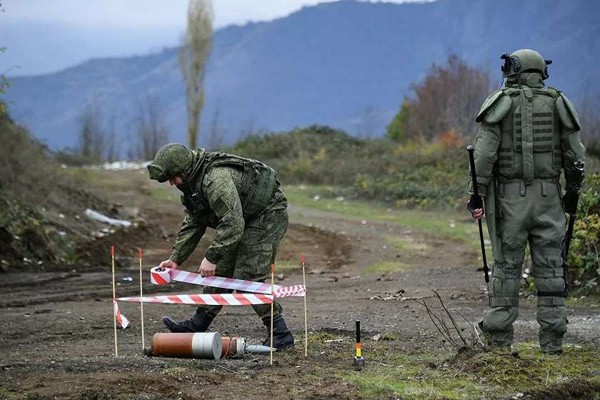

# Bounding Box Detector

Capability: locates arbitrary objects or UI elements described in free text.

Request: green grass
[334,341,600,399]
[365,261,411,274]
[286,185,479,244]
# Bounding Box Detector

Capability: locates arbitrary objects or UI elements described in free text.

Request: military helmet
[147,143,194,182]
[501,49,552,80]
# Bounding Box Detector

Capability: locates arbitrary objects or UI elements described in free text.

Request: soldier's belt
[499,180,559,197]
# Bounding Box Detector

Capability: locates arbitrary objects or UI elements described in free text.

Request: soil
[1,169,599,400]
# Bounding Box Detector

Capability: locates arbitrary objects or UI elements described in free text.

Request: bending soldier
[148,143,294,350]
[468,49,585,354]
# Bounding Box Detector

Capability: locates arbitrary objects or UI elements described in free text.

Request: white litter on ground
[84,209,132,227]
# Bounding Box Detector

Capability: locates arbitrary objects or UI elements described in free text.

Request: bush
[229,125,366,185]
[569,173,600,295]
[229,125,470,209]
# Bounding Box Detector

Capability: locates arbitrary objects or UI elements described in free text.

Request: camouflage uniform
[148,144,293,348]
[472,49,585,353]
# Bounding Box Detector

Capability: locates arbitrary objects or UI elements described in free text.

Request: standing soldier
[147,143,294,350]
[468,49,585,354]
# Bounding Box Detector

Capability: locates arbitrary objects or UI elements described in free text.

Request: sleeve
[170,212,208,265]
[557,92,585,192]
[560,123,586,194]
[202,167,245,264]
[472,122,502,196]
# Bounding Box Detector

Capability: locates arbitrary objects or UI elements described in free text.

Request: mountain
[5,0,600,153]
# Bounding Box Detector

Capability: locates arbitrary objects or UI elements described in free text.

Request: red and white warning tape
[114,267,306,328]
[119,293,274,306]
[113,299,130,329]
[150,267,306,298]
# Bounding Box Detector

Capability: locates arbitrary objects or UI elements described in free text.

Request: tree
[133,94,169,160]
[77,100,105,162]
[388,54,492,142]
[386,100,412,143]
[179,0,214,149]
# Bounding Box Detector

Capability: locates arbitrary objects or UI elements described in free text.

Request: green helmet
[501,49,552,80]
[147,143,194,182]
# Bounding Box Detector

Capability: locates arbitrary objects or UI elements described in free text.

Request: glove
[467,194,483,214]
[562,190,578,215]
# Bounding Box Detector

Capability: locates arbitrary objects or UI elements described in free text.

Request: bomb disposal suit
[148,144,294,349]
[472,49,585,353]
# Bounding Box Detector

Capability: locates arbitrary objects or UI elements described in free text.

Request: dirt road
[1,170,598,399]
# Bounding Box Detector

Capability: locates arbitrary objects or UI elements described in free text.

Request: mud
[0,170,598,399]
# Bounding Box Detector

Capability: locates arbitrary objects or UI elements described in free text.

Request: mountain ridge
[5,0,600,153]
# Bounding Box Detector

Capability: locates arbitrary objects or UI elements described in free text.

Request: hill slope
[6,0,600,152]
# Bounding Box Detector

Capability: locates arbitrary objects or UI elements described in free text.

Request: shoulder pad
[556,92,581,131]
[476,89,512,124]
[546,87,560,98]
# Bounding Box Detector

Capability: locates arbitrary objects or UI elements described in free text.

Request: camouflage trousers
[480,181,567,352]
[197,207,289,321]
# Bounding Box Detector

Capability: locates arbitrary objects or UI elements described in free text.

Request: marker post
[353,320,364,370]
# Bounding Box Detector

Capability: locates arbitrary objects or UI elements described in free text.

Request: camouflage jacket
[169,150,286,265]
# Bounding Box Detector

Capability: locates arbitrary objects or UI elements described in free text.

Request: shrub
[569,173,600,295]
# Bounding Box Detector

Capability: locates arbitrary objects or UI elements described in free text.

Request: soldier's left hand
[199,257,216,277]
[467,195,484,219]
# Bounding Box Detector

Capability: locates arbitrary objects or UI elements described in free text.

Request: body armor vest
[181,152,278,218]
[496,86,562,184]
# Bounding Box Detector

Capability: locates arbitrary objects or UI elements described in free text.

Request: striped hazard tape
[113,299,130,329]
[119,293,274,306]
[114,267,306,328]
[151,267,306,298]
[113,293,274,329]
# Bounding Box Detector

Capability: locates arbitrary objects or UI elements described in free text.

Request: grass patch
[365,261,411,274]
[337,342,600,399]
[385,235,429,252]
[286,185,478,244]
[0,388,17,399]
[273,259,301,272]
[148,184,179,202]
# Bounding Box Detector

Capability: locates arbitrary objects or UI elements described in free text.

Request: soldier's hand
[467,195,484,219]
[199,257,216,278]
[158,259,179,270]
[470,208,484,220]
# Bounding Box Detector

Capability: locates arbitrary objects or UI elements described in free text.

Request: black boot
[162,310,213,333]
[262,314,294,350]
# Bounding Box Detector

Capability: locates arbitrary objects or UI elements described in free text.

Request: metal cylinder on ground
[221,336,246,358]
[148,332,222,359]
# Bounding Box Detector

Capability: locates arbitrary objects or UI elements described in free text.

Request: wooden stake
[139,248,145,350]
[270,263,275,366]
[302,253,308,357]
[111,245,118,357]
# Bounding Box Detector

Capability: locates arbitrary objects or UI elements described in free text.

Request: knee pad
[534,267,565,296]
[489,263,520,306]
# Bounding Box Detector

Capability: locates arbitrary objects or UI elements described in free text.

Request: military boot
[162,309,213,333]
[262,314,294,350]
[540,335,563,355]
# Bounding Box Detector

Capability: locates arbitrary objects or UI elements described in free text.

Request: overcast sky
[0,0,431,76]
